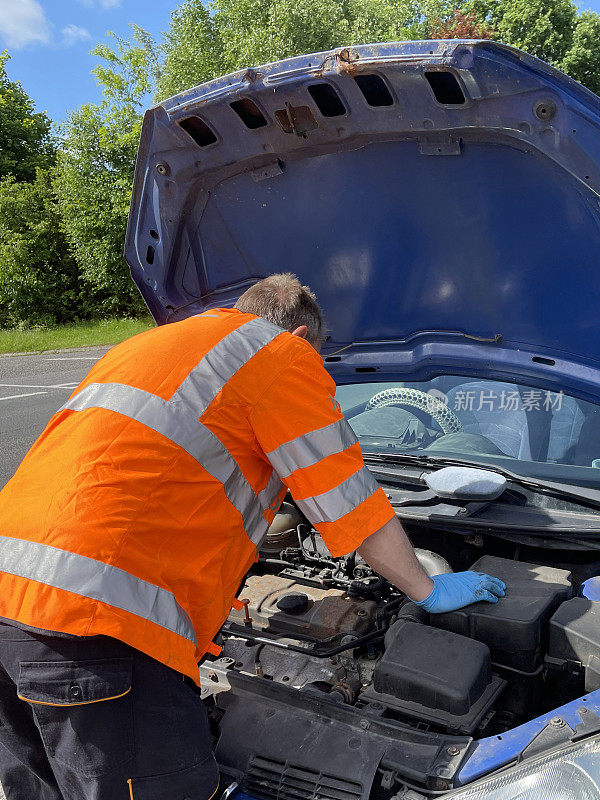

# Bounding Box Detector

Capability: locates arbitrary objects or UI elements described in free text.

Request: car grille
[245,756,363,800]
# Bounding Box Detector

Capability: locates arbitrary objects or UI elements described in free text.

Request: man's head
[235,273,323,349]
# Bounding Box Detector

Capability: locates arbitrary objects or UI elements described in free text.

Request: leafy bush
[53,104,145,317]
[0,171,81,327]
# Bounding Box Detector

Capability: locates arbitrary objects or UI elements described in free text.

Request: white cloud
[76,0,122,8]
[0,0,51,49]
[61,24,91,46]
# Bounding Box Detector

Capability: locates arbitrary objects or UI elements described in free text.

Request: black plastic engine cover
[365,620,505,734]
[375,621,491,715]
[548,597,600,691]
[433,556,572,672]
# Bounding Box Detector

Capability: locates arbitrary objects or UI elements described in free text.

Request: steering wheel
[365,388,463,435]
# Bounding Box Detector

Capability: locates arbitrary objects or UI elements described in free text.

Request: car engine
[203,501,600,799]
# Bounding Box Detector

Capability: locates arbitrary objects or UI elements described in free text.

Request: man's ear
[291,325,308,339]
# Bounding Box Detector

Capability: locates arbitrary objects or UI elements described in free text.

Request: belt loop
[206,642,222,657]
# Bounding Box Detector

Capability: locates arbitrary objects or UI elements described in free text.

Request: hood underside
[125,40,600,401]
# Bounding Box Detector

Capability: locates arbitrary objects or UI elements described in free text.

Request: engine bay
[204,501,600,798]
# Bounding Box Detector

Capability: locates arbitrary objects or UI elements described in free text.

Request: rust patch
[274,102,318,137]
[242,68,260,83]
[337,48,360,77]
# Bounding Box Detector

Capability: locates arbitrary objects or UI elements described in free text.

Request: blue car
[125,39,600,800]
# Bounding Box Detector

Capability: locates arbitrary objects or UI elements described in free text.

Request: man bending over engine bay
[0,273,505,800]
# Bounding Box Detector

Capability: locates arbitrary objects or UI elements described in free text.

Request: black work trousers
[0,622,219,800]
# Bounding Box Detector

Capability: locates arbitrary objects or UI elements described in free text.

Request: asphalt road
[0,347,110,489]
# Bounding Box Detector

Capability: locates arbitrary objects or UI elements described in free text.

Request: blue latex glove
[411,571,506,614]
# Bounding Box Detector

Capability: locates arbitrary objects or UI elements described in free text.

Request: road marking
[0,383,78,390]
[43,357,99,361]
[0,392,48,401]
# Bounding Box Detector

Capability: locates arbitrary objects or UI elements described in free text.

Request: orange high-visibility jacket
[0,309,394,682]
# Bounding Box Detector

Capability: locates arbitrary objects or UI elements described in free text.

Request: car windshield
[336,378,600,488]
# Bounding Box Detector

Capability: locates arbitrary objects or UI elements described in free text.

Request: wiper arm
[363,452,600,511]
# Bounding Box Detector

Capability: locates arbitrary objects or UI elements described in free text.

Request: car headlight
[446,736,600,799]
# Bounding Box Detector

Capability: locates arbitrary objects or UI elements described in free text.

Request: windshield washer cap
[423,466,507,500]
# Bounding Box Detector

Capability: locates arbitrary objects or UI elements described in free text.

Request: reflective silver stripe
[63,384,205,464]
[60,317,286,544]
[246,470,285,546]
[171,317,283,414]
[267,419,358,479]
[258,469,285,514]
[0,536,196,644]
[295,466,379,524]
[62,382,257,533]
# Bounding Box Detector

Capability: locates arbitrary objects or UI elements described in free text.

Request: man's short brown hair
[235,273,323,346]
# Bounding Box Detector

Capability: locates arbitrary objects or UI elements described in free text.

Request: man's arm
[358,515,506,613]
[357,516,434,601]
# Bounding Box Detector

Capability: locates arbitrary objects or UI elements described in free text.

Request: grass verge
[0,317,155,355]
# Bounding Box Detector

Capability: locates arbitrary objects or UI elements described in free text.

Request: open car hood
[125,40,600,402]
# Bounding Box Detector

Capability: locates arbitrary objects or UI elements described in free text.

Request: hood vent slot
[308,83,346,117]
[179,116,218,147]
[230,98,268,129]
[424,71,465,105]
[354,74,394,107]
[246,755,363,800]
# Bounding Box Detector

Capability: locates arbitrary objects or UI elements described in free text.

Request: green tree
[560,11,600,95]
[158,1,223,99]
[345,0,425,45]
[0,170,80,327]
[0,52,54,182]
[157,0,600,103]
[468,0,576,64]
[0,52,70,328]
[157,0,438,100]
[211,0,350,72]
[53,30,152,317]
[464,0,600,94]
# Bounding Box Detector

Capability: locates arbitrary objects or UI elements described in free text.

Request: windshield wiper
[362,452,600,512]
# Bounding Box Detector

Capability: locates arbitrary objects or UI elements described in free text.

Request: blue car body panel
[125,39,600,400]
[455,687,600,785]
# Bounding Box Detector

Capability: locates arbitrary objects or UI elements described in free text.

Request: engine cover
[548,597,600,691]
[432,556,572,672]
[363,620,505,734]
[228,574,377,639]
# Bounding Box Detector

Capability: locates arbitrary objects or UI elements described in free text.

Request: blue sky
[0,0,175,123]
